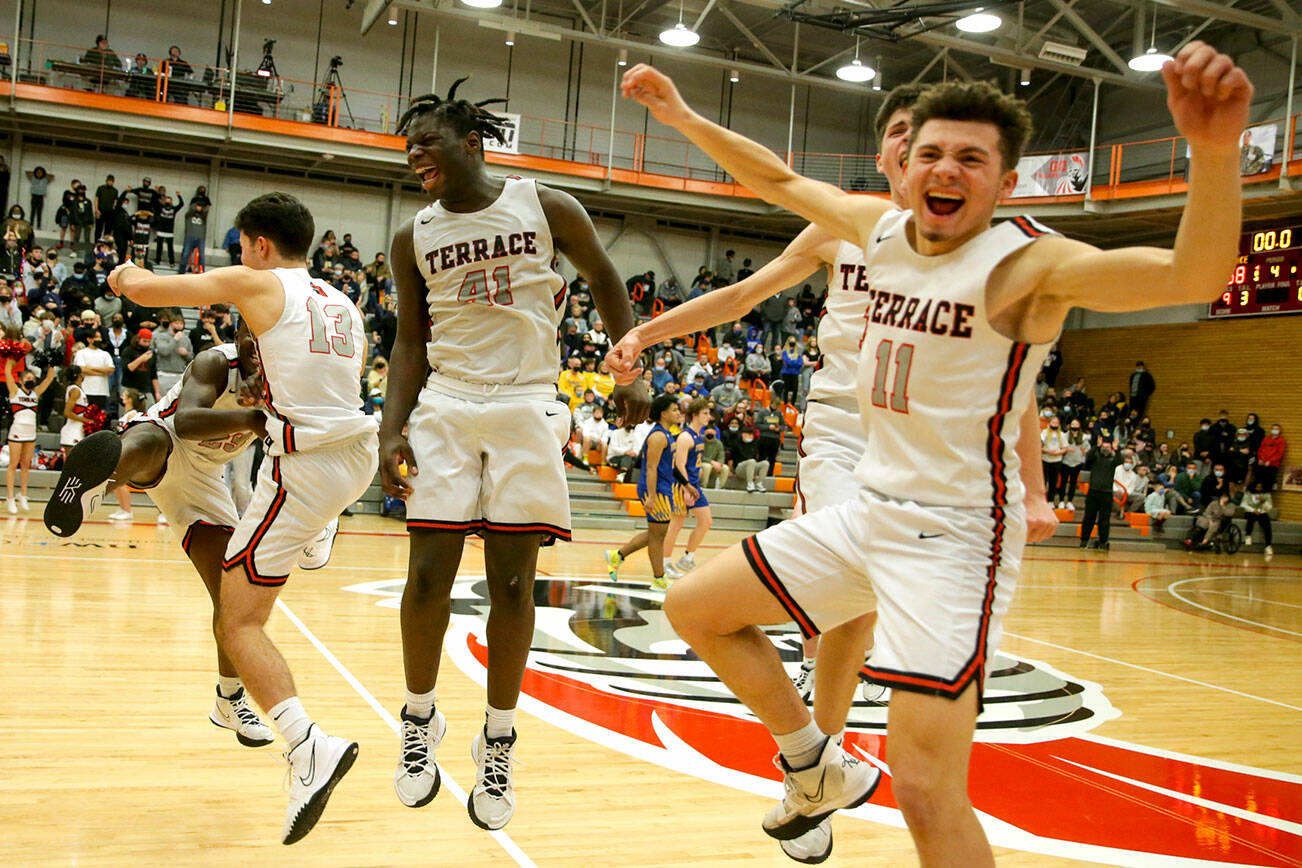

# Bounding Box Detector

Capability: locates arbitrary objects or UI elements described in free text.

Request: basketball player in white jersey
[89,193,378,845]
[623,42,1250,864]
[606,84,1056,862]
[45,320,337,751]
[379,80,649,831]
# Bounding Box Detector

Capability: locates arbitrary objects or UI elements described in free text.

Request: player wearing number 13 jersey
[379,80,649,832]
[96,192,379,845]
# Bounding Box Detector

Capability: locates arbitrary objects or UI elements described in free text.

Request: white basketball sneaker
[859,679,890,704]
[780,820,833,864]
[394,706,447,808]
[673,551,696,572]
[282,724,359,845]
[297,518,339,570]
[762,737,880,840]
[792,663,816,702]
[209,686,275,747]
[468,728,517,831]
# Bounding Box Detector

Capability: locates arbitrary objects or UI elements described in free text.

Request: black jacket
[1085,449,1125,494]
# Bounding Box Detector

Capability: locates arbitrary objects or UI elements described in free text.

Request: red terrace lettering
[425,232,538,274]
[866,287,975,338]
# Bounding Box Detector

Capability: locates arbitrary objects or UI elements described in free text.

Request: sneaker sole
[283,742,359,845]
[764,767,882,841]
[43,431,121,537]
[466,793,513,831]
[397,766,442,809]
[780,827,833,864]
[208,714,275,747]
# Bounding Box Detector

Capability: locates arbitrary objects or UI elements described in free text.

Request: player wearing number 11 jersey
[97,192,378,845]
[379,79,649,832]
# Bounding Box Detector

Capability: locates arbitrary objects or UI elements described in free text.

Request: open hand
[1163,41,1253,153]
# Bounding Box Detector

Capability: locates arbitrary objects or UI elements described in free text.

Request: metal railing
[2,36,1298,203]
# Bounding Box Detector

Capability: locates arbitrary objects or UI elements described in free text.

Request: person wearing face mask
[1211,409,1236,463]
[1200,463,1230,506]
[699,421,730,490]
[1113,451,1148,514]
[1241,482,1274,555]
[1058,420,1090,512]
[1092,407,1115,447]
[4,204,33,251]
[0,285,20,334]
[71,328,114,412]
[1256,424,1286,491]
[1129,361,1155,418]
[1171,462,1203,514]
[1183,494,1233,550]
[1242,413,1265,453]
[150,311,193,393]
[1192,417,1216,473]
[104,313,129,403]
[1040,415,1068,509]
[1226,428,1255,495]
[728,421,767,493]
[3,357,55,513]
[1080,440,1125,550]
[650,356,674,392]
[1144,480,1173,535]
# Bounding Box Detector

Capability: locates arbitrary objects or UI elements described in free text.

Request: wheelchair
[1210,521,1243,555]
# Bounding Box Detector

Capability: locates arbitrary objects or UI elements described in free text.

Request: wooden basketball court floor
[1,509,1299,867]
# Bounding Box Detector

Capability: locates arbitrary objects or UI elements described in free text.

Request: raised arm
[621,64,891,250]
[107,263,284,334]
[1020,43,1251,326]
[377,217,428,499]
[539,185,650,426]
[171,349,266,441]
[605,224,837,384]
[33,363,57,396]
[2,358,15,397]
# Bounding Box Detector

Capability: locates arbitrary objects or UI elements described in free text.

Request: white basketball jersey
[141,344,256,466]
[256,268,377,455]
[412,177,566,400]
[852,211,1056,508]
[807,240,870,404]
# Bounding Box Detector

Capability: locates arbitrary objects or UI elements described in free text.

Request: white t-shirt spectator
[606,426,641,459]
[581,416,611,445]
[72,346,114,395]
[632,420,655,454]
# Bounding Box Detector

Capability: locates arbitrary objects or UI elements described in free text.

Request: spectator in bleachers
[605,420,641,483]
[656,274,682,309]
[742,344,768,383]
[736,257,755,281]
[25,167,52,229]
[559,356,586,407]
[152,194,181,266]
[729,423,766,494]
[93,175,118,240]
[1114,452,1148,514]
[164,45,194,95]
[699,424,729,490]
[1256,423,1285,491]
[626,270,654,317]
[72,327,113,411]
[1193,417,1216,472]
[5,205,32,251]
[754,393,785,482]
[585,318,610,352]
[1059,419,1089,512]
[684,351,713,385]
[80,35,120,74]
[1201,463,1230,506]
[1144,480,1172,534]
[55,179,78,248]
[778,336,803,402]
[716,249,736,285]
[121,327,158,401]
[710,375,743,411]
[573,389,600,424]
[0,283,19,334]
[580,405,611,463]
[1041,415,1067,509]
[1092,407,1116,447]
[1,229,23,274]
[1170,462,1202,514]
[1182,494,1233,550]
[178,200,207,273]
[758,293,784,351]
[1226,429,1255,495]
[1243,412,1265,453]
[1210,409,1236,462]
[126,53,154,99]
[1151,442,1174,482]
[683,372,709,398]
[223,225,242,265]
[1129,361,1155,418]
[70,185,94,251]
[1241,482,1274,555]
[649,356,674,393]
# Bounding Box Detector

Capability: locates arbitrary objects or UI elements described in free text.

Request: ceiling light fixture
[505,30,515,45]
[461,0,504,10]
[387,5,398,24]
[1020,67,1031,85]
[618,48,628,66]
[955,8,1001,32]
[729,68,740,83]
[871,56,882,90]
[1127,3,1172,71]
[835,37,876,83]
[659,0,700,47]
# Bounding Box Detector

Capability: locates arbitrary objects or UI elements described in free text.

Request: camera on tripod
[330,55,343,70]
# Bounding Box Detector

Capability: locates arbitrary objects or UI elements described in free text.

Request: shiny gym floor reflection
[1,512,1298,867]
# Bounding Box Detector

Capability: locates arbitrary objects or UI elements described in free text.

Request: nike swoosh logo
[545,411,560,417]
[297,745,316,787]
[419,215,435,224]
[875,234,891,243]
[918,532,944,539]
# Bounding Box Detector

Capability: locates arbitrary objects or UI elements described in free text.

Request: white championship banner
[483,112,522,155]
[1011,151,1088,197]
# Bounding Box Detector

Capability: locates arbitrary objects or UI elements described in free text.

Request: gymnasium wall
[1057,316,1301,520]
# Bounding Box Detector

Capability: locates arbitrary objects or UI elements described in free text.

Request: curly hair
[908,80,1033,170]
[873,83,927,145]
[396,76,509,146]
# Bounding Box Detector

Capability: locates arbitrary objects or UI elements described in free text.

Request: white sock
[406,687,437,720]
[773,719,827,770]
[800,657,816,671]
[217,676,243,698]
[485,704,516,738]
[269,696,312,748]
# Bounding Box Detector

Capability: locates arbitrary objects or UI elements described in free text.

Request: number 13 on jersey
[306,296,357,358]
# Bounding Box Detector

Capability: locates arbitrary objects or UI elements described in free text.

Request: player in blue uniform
[663,397,714,573]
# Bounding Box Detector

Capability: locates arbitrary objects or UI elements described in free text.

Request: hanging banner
[482,112,522,155]
[1011,152,1089,197]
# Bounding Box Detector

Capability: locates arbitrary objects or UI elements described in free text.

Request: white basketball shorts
[793,400,866,517]
[743,487,1025,703]
[405,386,573,543]
[223,432,378,585]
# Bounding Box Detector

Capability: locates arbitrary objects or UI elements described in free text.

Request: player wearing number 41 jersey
[379,78,649,833]
[98,192,379,845]
[625,42,1251,866]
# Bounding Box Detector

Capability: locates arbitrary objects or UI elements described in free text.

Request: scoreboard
[1211,224,1302,318]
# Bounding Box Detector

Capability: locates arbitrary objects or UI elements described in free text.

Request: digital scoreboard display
[1211,225,1302,318]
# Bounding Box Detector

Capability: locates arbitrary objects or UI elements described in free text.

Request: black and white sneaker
[780,820,833,864]
[394,706,447,808]
[468,728,517,830]
[792,663,816,702]
[282,724,358,845]
[43,430,121,537]
[210,686,275,747]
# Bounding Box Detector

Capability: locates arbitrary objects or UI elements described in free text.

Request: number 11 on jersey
[869,339,913,413]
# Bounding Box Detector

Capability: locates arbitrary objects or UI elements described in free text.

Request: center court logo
[345,574,1302,867]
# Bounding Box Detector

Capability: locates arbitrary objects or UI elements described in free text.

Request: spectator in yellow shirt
[558,356,586,408]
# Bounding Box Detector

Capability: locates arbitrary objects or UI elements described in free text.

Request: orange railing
[2,35,1299,205]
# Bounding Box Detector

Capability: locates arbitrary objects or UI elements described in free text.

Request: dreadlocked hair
[396,76,510,145]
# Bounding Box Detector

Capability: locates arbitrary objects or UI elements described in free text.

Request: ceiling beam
[1116,0,1301,35]
[360,0,389,35]
[718,4,790,73]
[911,31,1161,88]
[570,0,601,34]
[910,48,949,82]
[692,0,719,31]
[1046,0,1132,74]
